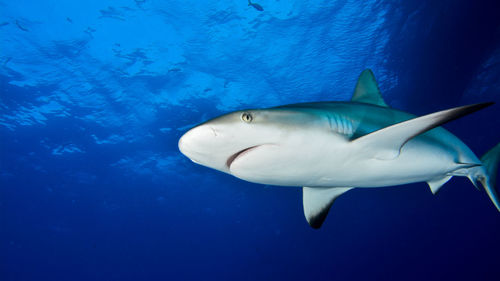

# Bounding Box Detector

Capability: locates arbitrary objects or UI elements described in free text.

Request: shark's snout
[178,125,216,160]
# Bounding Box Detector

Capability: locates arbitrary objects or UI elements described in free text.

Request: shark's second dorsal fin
[303,186,352,229]
[351,69,388,107]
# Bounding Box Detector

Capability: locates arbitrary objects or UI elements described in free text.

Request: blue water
[1,1,500,280]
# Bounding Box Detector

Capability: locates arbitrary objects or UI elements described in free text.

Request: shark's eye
[241,112,253,123]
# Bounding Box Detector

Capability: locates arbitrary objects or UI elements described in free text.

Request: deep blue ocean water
[1,1,500,280]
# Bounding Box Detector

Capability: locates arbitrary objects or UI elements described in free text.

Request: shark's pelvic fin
[352,102,494,160]
[427,175,453,194]
[302,186,352,229]
[351,69,388,107]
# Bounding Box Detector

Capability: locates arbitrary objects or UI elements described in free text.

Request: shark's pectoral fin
[427,175,453,194]
[351,102,493,160]
[303,186,352,229]
[351,69,388,107]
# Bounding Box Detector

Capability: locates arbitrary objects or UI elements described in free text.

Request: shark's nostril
[210,126,218,137]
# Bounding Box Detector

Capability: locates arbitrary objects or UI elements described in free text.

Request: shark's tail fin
[477,142,500,211]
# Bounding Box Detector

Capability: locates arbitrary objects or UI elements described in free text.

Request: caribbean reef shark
[178,69,500,228]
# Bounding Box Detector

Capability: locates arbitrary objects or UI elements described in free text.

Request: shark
[178,69,500,228]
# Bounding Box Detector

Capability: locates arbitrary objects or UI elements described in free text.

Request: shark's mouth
[226,145,262,169]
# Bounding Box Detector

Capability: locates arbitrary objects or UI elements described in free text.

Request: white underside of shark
[179,69,500,228]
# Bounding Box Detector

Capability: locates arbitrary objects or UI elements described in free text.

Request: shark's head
[178,107,339,185]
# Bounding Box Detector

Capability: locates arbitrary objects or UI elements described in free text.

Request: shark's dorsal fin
[303,186,352,229]
[352,102,493,160]
[351,69,388,107]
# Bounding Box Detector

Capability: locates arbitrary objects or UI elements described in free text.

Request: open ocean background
[1,1,500,280]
